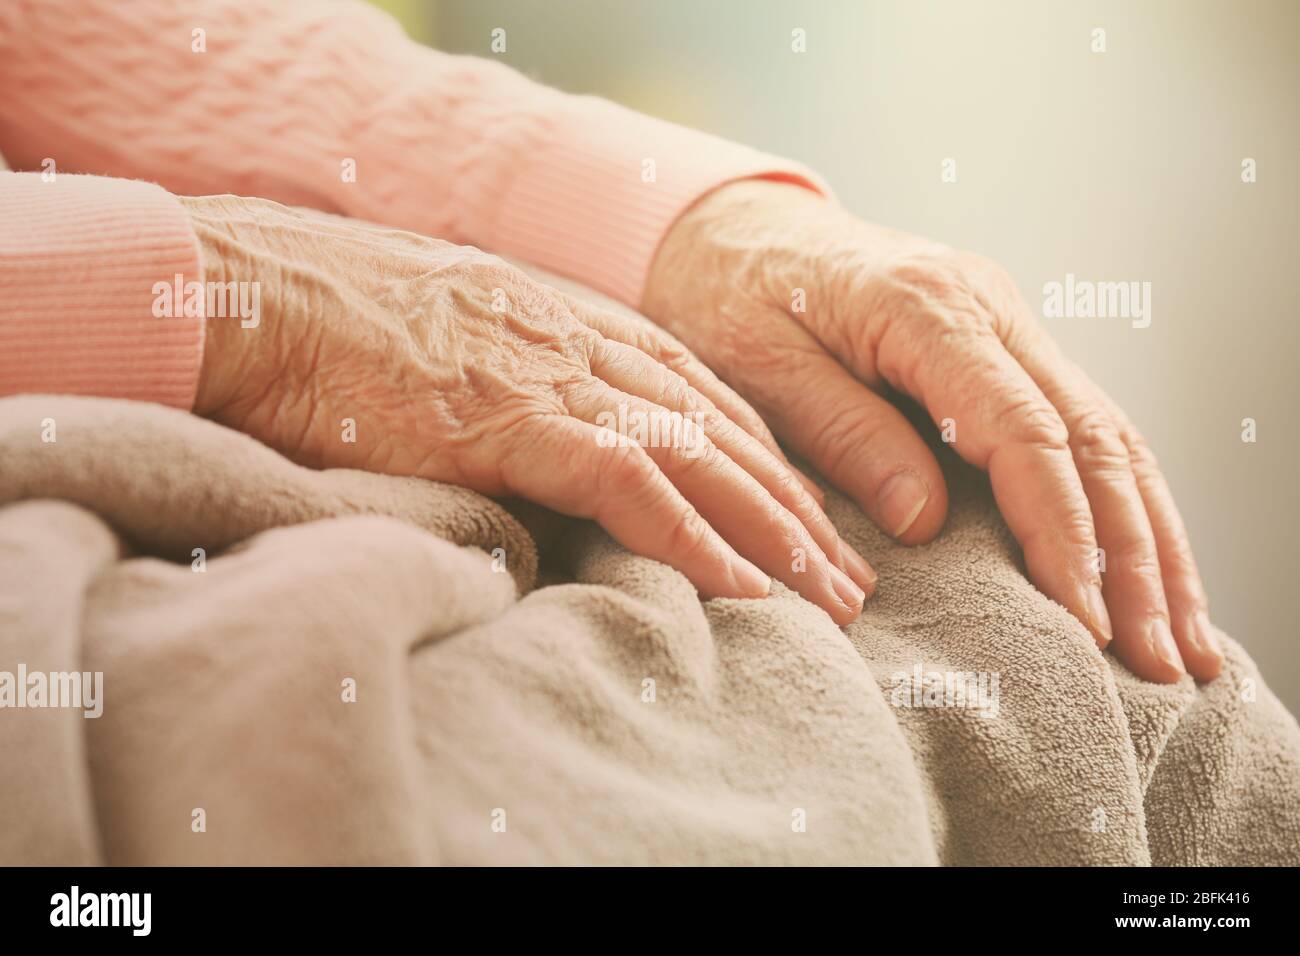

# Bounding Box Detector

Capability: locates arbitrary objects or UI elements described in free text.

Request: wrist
[182,197,270,419]
[643,178,831,327]
[193,286,235,419]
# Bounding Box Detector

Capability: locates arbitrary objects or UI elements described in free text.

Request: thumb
[758,348,949,544]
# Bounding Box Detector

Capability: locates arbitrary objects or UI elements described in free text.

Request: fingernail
[1190,610,1225,663]
[1150,618,1185,675]
[829,563,866,611]
[732,558,771,599]
[877,471,929,539]
[1086,585,1113,646]
[839,541,877,593]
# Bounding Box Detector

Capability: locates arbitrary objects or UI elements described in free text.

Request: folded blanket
[2,336,1298,866]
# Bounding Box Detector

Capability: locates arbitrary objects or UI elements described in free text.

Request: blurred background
[373,0,1299,713]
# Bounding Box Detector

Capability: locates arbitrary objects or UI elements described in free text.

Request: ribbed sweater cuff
[487,98,831,308]
[0,172,204,409]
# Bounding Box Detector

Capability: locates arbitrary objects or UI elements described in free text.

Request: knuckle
[804,405,883,477]
[1110,537,1164,583]
[889,251,1029,343]
[753,453,818,528]
[549,322,601,368]
[647,368,695,412]
[740,407,775,443]
[789,496,836,549]
[1160,538,1202,590]
[1122,428,1161,474]
[644,328,693,371]
[460,254,520,292]
[1069,410,1131,472]
[661,430,721,479]
[878,250,1010,334]
[963,252,1020,302]
[711,417,806,508]
[463,258,589,338]
[592,440,657,503]
[767,455,809,505]
[1002,396,1070,450]
[663,505,713,564]
[881,249,965,298]
[1023,507,1097,558]
[698,409,738,450]
[722,404,769,446]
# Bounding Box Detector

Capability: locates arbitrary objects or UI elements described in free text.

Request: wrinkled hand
[185,194,875,622]
[643,180,1224,682]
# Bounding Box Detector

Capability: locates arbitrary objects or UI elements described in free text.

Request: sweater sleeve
[0,172,204,409]
[0,0,827,310]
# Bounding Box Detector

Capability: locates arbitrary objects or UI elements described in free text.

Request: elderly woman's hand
[643,179,1225,683]
[184,194,875,622]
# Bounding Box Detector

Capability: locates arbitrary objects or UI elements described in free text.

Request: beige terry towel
[2,388,1297,866]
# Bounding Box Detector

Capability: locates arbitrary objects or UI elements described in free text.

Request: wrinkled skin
[643,179,1224,683]
[186,194,874,623]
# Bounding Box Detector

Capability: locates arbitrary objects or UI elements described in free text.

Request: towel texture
[2,365,1297,863]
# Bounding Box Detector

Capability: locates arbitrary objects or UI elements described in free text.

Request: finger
[740,335,948,547]
[589,336,876,593]
[871,317,1113,649]
[562,380,865,624]
[567,295,827,507]
[497,414,771,601]
[1100,395,1223,680]
[1009,335,1183,681]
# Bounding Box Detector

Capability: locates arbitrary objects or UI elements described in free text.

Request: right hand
[645,180,1225,681]
[183,195,874,623]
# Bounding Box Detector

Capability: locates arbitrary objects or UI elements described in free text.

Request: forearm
[0,0,826,307]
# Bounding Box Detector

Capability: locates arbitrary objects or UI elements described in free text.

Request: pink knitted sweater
[0,0,822,409]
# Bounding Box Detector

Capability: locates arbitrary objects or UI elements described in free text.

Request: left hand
[642,179,1224,683]
[186,194,874,623]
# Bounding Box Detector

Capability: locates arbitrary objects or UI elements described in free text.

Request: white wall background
[413,0,1299,713]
